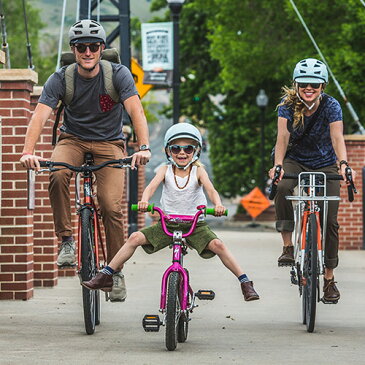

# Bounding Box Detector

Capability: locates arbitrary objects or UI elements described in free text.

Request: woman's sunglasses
[169,145,196,155]
[75,43,101,53]
[297,82,321,90]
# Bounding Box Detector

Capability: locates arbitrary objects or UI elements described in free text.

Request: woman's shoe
[82,272,113,292]
[278,245,295,266]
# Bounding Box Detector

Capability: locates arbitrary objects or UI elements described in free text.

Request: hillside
[29,0,164,54]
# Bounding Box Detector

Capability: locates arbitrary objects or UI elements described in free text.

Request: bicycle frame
[287,172,340,275]
[76,169,106,272]
[155,207,204,313]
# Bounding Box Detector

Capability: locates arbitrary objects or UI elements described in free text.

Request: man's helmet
[164,123,202,169]
[69,19,106,45]
[293,58,328,83]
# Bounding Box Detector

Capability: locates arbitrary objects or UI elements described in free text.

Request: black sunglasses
[297,82,321,90]
[169,144,196,155]
[75,43,101,53]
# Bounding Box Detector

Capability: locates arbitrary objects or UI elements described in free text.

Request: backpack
[52,48,121,145]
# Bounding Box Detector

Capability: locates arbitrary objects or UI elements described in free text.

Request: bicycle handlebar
[131,204,228,216]
[39,157,133,173]
[131,204,228,238]
[268,167,356,202]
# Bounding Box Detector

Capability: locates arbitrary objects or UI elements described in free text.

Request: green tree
[149,0,365,197]
[2,0,56,84]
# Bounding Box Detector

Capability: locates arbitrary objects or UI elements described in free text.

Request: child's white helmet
[164,122,202,148]
[164,123,202,169]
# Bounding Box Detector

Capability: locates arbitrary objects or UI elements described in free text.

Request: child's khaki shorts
[140,220,218,259]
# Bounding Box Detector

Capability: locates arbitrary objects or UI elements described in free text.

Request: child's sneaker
[240,281,260,301]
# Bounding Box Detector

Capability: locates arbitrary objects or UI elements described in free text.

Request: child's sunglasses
[75,43,101,53]
[297,82,321,89]
[169,144,196,155]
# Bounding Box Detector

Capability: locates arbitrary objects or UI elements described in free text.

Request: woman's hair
[277,85,306,130]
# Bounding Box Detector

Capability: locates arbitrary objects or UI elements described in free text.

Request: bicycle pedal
[195,290,215,300]
[142,314,161,332]
[278,262,294,267]
[320,297,338,305]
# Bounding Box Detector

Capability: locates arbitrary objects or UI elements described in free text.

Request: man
[20,19,151,302]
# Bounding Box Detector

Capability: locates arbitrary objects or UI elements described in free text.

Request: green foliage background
[151,0,365,197]
[3,0,365,198]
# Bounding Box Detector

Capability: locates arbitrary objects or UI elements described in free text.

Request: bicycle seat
[84,152,94,165]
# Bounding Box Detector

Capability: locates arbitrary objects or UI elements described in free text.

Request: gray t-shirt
[39,62,138,141]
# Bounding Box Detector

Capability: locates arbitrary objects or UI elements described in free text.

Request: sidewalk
[1,229,365,365]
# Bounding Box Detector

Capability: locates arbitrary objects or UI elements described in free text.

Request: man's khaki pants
[49,133,126,263]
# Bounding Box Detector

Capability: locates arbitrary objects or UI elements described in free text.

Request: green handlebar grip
[131,204,154,212]
[205,208,228,216]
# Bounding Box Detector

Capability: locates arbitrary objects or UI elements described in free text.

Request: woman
[269,58,356,303]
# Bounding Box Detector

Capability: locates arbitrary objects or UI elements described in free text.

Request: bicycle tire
[165,272,180,351]
[303,213,318,333]
[80,208,99,335]
[177,269,189,343]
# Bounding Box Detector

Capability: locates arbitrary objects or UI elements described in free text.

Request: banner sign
[141,22,173,86]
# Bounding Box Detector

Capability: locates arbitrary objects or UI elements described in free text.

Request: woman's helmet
[293,58,328,84]
[164,123,202,169]
[69,19,106,45]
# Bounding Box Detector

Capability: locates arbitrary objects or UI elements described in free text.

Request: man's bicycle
[39,154,131,335]
[132,204,227,351]
[269,166,356,332]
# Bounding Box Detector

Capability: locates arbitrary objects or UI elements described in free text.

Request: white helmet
[164,123,202,169]
[293,58,328,83]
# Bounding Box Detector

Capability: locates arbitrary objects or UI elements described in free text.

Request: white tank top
[160,164,207,216]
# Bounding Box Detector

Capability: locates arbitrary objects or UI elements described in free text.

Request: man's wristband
[22,153,33,156]
[339,160,349,167]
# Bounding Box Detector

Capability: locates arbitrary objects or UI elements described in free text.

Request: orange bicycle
[269,166,356,332]
[39,154,131,334]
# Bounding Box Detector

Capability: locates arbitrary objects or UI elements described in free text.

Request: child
[82,123,259,301]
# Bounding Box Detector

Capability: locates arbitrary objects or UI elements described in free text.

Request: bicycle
[131,204,227,351]
[269,166,356,332]
[39,154,132,335]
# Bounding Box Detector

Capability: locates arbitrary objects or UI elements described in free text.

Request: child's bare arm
[139,165,167,210]
[198,167,225,216]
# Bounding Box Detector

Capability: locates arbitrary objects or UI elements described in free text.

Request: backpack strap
[100,59,119,103]
[64,63,76,106]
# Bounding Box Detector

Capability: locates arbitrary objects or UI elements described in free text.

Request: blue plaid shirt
[278,93,342,169]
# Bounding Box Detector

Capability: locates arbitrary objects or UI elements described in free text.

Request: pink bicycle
[131,204,227,351]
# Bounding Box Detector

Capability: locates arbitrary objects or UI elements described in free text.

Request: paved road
[1,229,365,365]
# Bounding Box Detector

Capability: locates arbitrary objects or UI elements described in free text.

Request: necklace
[173,165,191,190]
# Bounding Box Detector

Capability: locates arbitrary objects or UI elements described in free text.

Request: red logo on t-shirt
[99,94,116,112]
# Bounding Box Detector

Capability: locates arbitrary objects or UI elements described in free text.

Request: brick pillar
[338,135,365,250]
[0,69,37,300]
[30,87,60,286]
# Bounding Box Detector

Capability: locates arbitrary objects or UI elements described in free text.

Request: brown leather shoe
[82,272,113,292]
[278,245,295,266]
[323,277,340,302]
[241,281,260,301]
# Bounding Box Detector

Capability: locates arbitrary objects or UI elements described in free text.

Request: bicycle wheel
[80,208,98,335]
[302,213,318,333]
[177,269,189,343]
[165,271,181,351]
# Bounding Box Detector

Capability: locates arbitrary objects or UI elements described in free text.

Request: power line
[56,0,67,71]
[289,0,365,134]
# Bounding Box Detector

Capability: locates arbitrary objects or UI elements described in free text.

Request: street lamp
[167,0,185,124]
[256,89,269,194]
